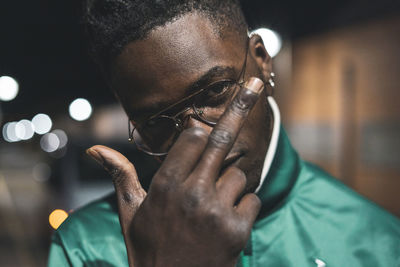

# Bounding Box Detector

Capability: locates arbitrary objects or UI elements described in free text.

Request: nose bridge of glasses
[173,106,211,133]
[171,106,195,126]
[175,106,195,118]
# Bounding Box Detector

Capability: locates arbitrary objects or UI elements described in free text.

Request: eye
[198,80,236,107]
[207,80,234,97]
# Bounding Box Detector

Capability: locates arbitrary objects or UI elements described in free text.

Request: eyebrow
[131,65,237,120]
[186,66,236,95]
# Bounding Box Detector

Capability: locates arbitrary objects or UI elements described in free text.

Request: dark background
[0,1,399,266]
[1,0,400,118]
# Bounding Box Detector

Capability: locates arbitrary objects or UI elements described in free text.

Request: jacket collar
[255,97,301,219]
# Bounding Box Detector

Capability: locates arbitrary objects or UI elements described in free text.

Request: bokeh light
[15,119,35,140]
[32,113,52,135]
[0,76,19,101]
[2,122,19,142]
[52,129,68,149]
[40,133,60,152]
[69,98,92,121]
[251,28,282,58]
[49,209,68,230]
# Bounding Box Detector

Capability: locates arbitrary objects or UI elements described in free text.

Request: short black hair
[81,0,248,73]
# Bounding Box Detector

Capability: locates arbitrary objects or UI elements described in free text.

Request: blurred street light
[32,113,52,135]
[52,129,68,149]
[251,28,282,58]
[3,122,19,142]
[0,76,19,101]
[15,119,34,140]
[40,133,60,153]
[69,98,92,121]
[49,209,68,230]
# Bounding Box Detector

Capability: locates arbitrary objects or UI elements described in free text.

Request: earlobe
[249,34,272,81]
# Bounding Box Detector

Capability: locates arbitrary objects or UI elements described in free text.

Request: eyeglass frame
[128,39,250,156]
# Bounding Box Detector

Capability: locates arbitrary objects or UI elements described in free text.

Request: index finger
[192,77,264,180]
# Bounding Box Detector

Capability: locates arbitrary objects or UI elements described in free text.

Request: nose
[181,109,213,134]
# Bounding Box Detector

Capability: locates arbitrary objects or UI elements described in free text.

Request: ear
[249,34,272,81]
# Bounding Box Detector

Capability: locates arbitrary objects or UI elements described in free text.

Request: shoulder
[292,160,400,235]
[49,193,127,266]
[269,161,400,265]
[55,193,122,245]
[57,193,121,240]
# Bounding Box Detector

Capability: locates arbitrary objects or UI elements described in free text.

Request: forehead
[110,12,244,118]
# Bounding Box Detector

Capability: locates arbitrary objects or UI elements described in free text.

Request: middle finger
[191,77,264,182]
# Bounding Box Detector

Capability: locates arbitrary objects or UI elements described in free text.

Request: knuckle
[241,194,262,215]
[156,167,176,180]
[122,191,133,203]
[109,162,134,187]
[235,176,247,191]
[229,167,246,181]
[182,192,201,212]
[235,170,247,188]
[208,129,233,148]
[183,127,209,139]
[220,167,246,190]
[248,193,262,209]
[110,167,124,186]
[182,183,207,211]
[230,90,258,114]
[119,191,134,204]
[204,206,223,227]
[180,127,208,145]
[150,176,175,195]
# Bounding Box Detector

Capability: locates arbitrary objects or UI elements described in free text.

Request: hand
[87,77,264,267]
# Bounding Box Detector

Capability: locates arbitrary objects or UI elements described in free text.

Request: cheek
[236,95,272,192]
[242,95,271,148]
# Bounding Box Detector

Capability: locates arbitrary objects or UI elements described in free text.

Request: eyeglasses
[129,41,249,156]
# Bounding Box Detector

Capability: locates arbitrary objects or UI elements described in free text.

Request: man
[48,0,400,266]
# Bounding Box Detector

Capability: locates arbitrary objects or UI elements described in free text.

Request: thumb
[86,145,146,228]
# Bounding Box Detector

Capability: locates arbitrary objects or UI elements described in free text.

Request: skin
[87,12,273,267]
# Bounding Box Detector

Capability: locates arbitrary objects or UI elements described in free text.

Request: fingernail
[244,77,264,94]
[86,148,104,165]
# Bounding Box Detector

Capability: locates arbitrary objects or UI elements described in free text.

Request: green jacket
[48,128,400,266]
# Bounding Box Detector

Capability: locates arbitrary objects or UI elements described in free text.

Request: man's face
[110,12,272,193]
